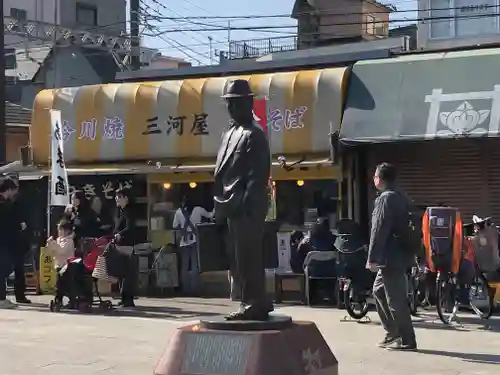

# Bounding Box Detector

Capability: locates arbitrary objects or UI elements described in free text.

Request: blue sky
[135,0,418,65]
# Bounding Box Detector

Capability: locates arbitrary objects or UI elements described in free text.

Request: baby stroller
[49,237,113,312]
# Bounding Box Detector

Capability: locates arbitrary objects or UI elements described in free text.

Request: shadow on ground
[418,349,500,365]
[16,301,222,320]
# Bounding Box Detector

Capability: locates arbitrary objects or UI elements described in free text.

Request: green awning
[340,48,500,144]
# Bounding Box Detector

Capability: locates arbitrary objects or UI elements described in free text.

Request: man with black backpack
[173,196,213,295]
[367,163,417,351]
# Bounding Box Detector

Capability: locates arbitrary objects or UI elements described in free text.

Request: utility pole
[227,20,231,56]
[0,5,6,164]
[52,0,58,88]
[130,0,141,70]
[208,36,213,65]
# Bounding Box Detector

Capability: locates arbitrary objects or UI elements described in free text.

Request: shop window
[10,8,27,21]
[148,182,214,246]
[76,2,98,26]
[275,179,338,231]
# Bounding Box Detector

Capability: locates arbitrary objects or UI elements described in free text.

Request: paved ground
[0,295,499,375]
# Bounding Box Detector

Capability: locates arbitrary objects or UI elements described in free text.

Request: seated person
[295,218,336,303]
[46,220,91,307]
[289,230,305,274]
[294,218,336,276]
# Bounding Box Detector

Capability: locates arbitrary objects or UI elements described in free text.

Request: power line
[6,10,500,62]
[140,0,227,44]
[129,4,500,21]
[143,12,500,36]
[8,9,497,53]
[156,34,202,64]
[6,9,497,58]
[140,1,213,46]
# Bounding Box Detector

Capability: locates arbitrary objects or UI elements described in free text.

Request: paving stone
[0,296,498,375]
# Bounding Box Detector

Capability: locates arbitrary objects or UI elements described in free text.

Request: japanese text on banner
[50,110,70,206]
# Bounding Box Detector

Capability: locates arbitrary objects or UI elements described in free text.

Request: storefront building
[31,67,349,292]
[340,48,500,226]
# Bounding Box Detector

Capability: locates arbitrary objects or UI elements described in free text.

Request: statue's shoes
[224,303,273,321]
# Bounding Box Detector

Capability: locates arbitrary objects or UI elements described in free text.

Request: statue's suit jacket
[213,122,270,220]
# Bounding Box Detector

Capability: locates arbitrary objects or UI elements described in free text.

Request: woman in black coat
[113,187,138,307]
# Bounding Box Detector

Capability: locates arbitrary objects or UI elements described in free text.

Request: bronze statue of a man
[214,80,273,321]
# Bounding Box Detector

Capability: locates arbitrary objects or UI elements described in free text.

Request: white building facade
[417,0,500,50]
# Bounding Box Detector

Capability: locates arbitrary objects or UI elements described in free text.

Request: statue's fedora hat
[221,79,254,98]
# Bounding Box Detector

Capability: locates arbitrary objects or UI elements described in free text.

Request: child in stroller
[47,220,112,312]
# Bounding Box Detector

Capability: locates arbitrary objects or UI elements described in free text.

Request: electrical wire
[140,1,216,46]
[140,4,213,64]
[128,4,500,21]
[142,12,500,36]
[5,9,500,59]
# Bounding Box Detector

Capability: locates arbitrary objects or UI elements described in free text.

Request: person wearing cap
[214,79,272,320]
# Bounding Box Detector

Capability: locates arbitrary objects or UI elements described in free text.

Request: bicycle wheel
[407,275,418,317]
[469,273,494,319]
[436,273,457,325]
[344,283,369,320]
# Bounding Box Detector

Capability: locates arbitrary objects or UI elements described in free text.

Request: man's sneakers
[385,339,418,351]
[0,299,17,309]
[379,335,417,351]
[378,334,400,348]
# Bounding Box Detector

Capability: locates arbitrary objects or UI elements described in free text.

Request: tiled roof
[5,102,31,127]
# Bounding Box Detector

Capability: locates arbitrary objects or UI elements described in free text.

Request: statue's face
[226,97,253,124]
[225,98,239,120]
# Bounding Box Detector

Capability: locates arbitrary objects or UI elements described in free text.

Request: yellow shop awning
[31,67,349,164]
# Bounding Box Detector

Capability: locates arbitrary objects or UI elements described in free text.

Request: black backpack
[394,192,423,256]
[401,212,423,255]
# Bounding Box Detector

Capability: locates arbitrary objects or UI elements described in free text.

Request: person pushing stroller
[46,219,92,310]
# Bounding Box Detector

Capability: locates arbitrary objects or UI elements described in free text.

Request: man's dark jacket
[368,187,413,269]
[0,197,19,254]
[12,197,31,254]
[113,205,138,246]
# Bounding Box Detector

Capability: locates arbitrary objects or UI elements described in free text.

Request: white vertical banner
[50,109,70,206]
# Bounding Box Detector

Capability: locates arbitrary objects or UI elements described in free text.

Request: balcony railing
[228,36,298,59]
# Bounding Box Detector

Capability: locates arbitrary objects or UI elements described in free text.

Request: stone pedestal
[154,315,338,375]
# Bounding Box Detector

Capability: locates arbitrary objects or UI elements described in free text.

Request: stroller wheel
[100,300,113,310]
[49,300,61,312]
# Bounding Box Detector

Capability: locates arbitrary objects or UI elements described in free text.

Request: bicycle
[436,268,494,325]
[405,264,420,317]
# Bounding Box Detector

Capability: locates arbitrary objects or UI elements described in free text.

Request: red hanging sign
[252,98,268,134]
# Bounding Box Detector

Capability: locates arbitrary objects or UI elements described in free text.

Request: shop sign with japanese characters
[59,116,125,142]
[49,109,70,207]
[40,104,311,163]
[67,175,146,203]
